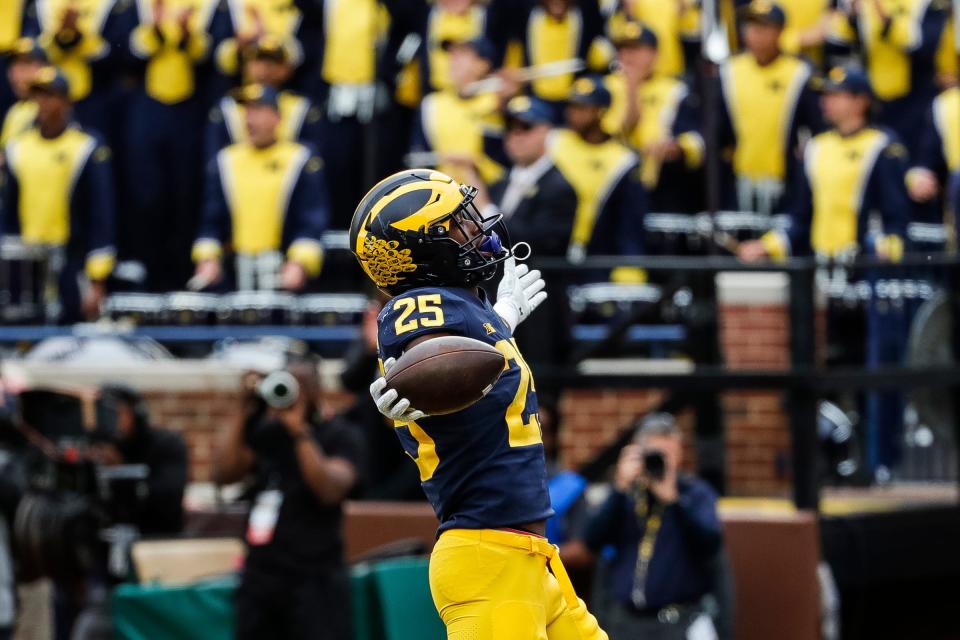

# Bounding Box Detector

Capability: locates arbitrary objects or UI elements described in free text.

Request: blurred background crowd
[1,0,957,478]
[0,0,957,315]
[0,0,959,638]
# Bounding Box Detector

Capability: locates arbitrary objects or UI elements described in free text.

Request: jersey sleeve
[377,288,471,360]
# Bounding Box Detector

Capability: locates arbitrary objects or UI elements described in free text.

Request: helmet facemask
[417,184,511,288]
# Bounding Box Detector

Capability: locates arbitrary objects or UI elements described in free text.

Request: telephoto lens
[257,371,300,410]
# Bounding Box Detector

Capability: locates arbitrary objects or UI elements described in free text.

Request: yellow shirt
[321,0,387,84]
[0,100,38,147]
[549,129,637,251]
[217,141,310,256]
[830,0,930,101]
[220,91,313,145]
[214,0,304,75]
[526,7,582,101]
[777,0,831,62]
[5,126,95,247]
[426,5,486,92]
[419,90,504,184]
[720,53,811,181]
[603,73,702,188]
[37,0,114,100]
[0,0,25,52]
[806,128,890,256]
[932,87,960,173]
[130,0,218,103]
[624,0,689,77]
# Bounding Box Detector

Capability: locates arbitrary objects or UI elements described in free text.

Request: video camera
[4,388,150,582]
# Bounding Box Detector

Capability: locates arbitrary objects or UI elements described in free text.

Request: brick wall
[556,273,794,495]
[141,388,355,481]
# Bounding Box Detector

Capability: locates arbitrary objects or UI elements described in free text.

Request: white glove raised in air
[493,256,548,334]
[369,357,428,422]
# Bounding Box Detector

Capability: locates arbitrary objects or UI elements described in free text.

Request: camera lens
[257,372,300,410]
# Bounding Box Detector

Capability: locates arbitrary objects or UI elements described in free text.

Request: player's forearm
[294,439,356,505]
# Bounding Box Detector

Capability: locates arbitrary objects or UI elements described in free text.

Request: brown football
[385,335,506,416]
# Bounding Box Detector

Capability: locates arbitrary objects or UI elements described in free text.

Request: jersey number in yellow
[495,339,542,448]
[394,294,445,335]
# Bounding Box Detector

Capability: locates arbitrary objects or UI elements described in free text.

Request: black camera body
[643,450,667,482]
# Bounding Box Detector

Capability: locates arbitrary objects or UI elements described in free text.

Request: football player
[350,170,608,640]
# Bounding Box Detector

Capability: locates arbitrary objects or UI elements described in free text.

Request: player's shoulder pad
[378,287,473,351]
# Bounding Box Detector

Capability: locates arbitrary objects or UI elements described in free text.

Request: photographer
[91,386,188,536]
[581,414,722,639]
[213,364,364,640]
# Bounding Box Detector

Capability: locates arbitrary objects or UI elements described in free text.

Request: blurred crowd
[0,0,957,321]
[0,0,957,491]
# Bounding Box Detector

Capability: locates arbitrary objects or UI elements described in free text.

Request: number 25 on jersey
[394,294,445,335]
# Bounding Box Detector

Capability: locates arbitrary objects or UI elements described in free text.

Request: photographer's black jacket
[119,424,188,536]
[244,416,365,575]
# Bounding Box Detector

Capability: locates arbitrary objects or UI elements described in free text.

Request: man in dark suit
[450,95,577,419]
[459,95,577,257]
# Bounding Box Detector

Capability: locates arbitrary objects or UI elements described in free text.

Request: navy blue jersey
[377,286,554,534]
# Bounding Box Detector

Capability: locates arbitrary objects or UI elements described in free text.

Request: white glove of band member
[369,357,428,422]
[493,256,548,334]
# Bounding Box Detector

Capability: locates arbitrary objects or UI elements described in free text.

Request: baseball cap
[9,37,47,63]
[440,36,496,64]
[232,83,280,110]
[29,66,70,97]
[822,65,872,96]
[247,34,288,63]
[610,20,658,49]
[568,76,611,108]
[505,96,553,126]
[739,0,786,28]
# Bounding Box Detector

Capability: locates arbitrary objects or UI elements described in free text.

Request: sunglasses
[506,119,537,134]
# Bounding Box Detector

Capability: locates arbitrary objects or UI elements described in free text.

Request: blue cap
[611,20,659,49]
[28,66,70,97]
[505,96,553,125]
[739,0,786,28]
[441,36,495,63]
[232,83,280,110]
[9,37,47,63]
[568,76,611,108]
[822,65,872,96]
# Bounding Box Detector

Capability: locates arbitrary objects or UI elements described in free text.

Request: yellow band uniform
[3,124,116,280]
[193,140,329,277]
[129,0,219,104]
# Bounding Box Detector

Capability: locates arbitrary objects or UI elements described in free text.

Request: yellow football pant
[429,528,608,640]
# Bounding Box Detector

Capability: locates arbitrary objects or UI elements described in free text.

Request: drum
[713,210,779,245]
[0,238,55,323]
[219,291,296,325]
[103,293,170,326]
[643,211,779,256]
[567,282,664,324]
[293,294,368,326]
[166,292,222,326]
[643,213,708,256]
[567,282,681,357]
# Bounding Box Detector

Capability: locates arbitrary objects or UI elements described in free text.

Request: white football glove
[493,256,548,334]
[369,357,428,422]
